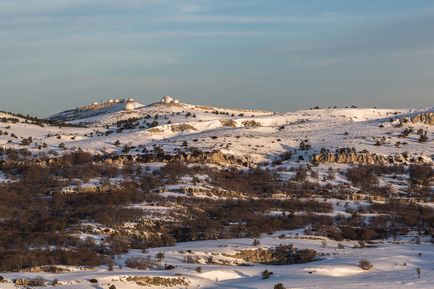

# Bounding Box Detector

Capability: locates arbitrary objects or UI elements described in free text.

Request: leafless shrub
[183,255,200,264]
[125,256,158,270]
[347,166,379,188]
[358,259,373,270]
[29,277,46,286]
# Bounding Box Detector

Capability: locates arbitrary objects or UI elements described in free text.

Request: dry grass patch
[242,120,262,129]
[220,119,237,128]
[171,124,197,132]
[148,127,164,133]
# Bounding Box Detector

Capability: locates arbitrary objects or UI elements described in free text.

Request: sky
[1,0,434,117]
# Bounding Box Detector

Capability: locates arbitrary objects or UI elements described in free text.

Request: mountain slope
[0,98,432,166]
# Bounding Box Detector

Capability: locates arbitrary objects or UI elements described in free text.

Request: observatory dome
[161,96,174,104]
[124,98,136,111]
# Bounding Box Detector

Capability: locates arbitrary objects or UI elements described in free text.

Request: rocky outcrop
[311,148,427,165]
[230,248,274,263]
[124,276,189,287]
[21,265,70,273]
[96,150,252,166]
[401,112,434,125]
[4,150,253,171]
[14,277,46,286]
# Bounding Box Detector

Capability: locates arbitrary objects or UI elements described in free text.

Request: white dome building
[91,101,98,106]
[114,98,120,103]
[108,99,114,103]
[124,98,136,111]
[161,95,174,104]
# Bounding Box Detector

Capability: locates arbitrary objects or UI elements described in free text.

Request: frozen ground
[1,99,433,289]
[1,231,433,289]
[1,99,433,165]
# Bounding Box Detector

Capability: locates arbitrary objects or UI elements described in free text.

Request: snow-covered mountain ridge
[0,97,433,166]
[1,98,434,289]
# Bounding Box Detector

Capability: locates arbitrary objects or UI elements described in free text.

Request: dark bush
[358,259,373,270]
[347,166,379,188]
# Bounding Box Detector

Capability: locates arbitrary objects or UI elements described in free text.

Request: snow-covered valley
[2,231,434,289]
[0,97,433,289]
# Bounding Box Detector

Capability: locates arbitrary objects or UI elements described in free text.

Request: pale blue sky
[1,0,434,116]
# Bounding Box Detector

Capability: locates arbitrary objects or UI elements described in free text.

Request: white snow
[1,101,434,289]
[1,102,432,168]
[2,232,434,288]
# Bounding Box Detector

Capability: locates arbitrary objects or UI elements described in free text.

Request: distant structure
[80,98,123,111]
[124,98,136,111]
[161,96,174,104]
[161,95,179,104]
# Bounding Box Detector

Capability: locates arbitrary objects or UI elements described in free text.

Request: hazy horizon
[1,0,434,117]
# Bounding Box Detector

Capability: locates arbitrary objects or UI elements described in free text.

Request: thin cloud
[1,0,434,116]
[165,13,349,25]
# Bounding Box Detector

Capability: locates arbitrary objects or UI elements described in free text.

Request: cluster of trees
[0,246,106,272]
[0,151,161,270]
[346,164,433,196]
[170,198,333,241]
[0,154,336,271]
[0,147,32,160]
[0,148,432,271]
[112,114,162,132]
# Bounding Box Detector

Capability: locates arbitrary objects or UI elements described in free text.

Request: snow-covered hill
[0,98,433,166]
[2,231,434,289]
[1,98,434,289]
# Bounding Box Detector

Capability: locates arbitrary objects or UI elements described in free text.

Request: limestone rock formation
[401,112,434,125]
[311,148,427,165]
